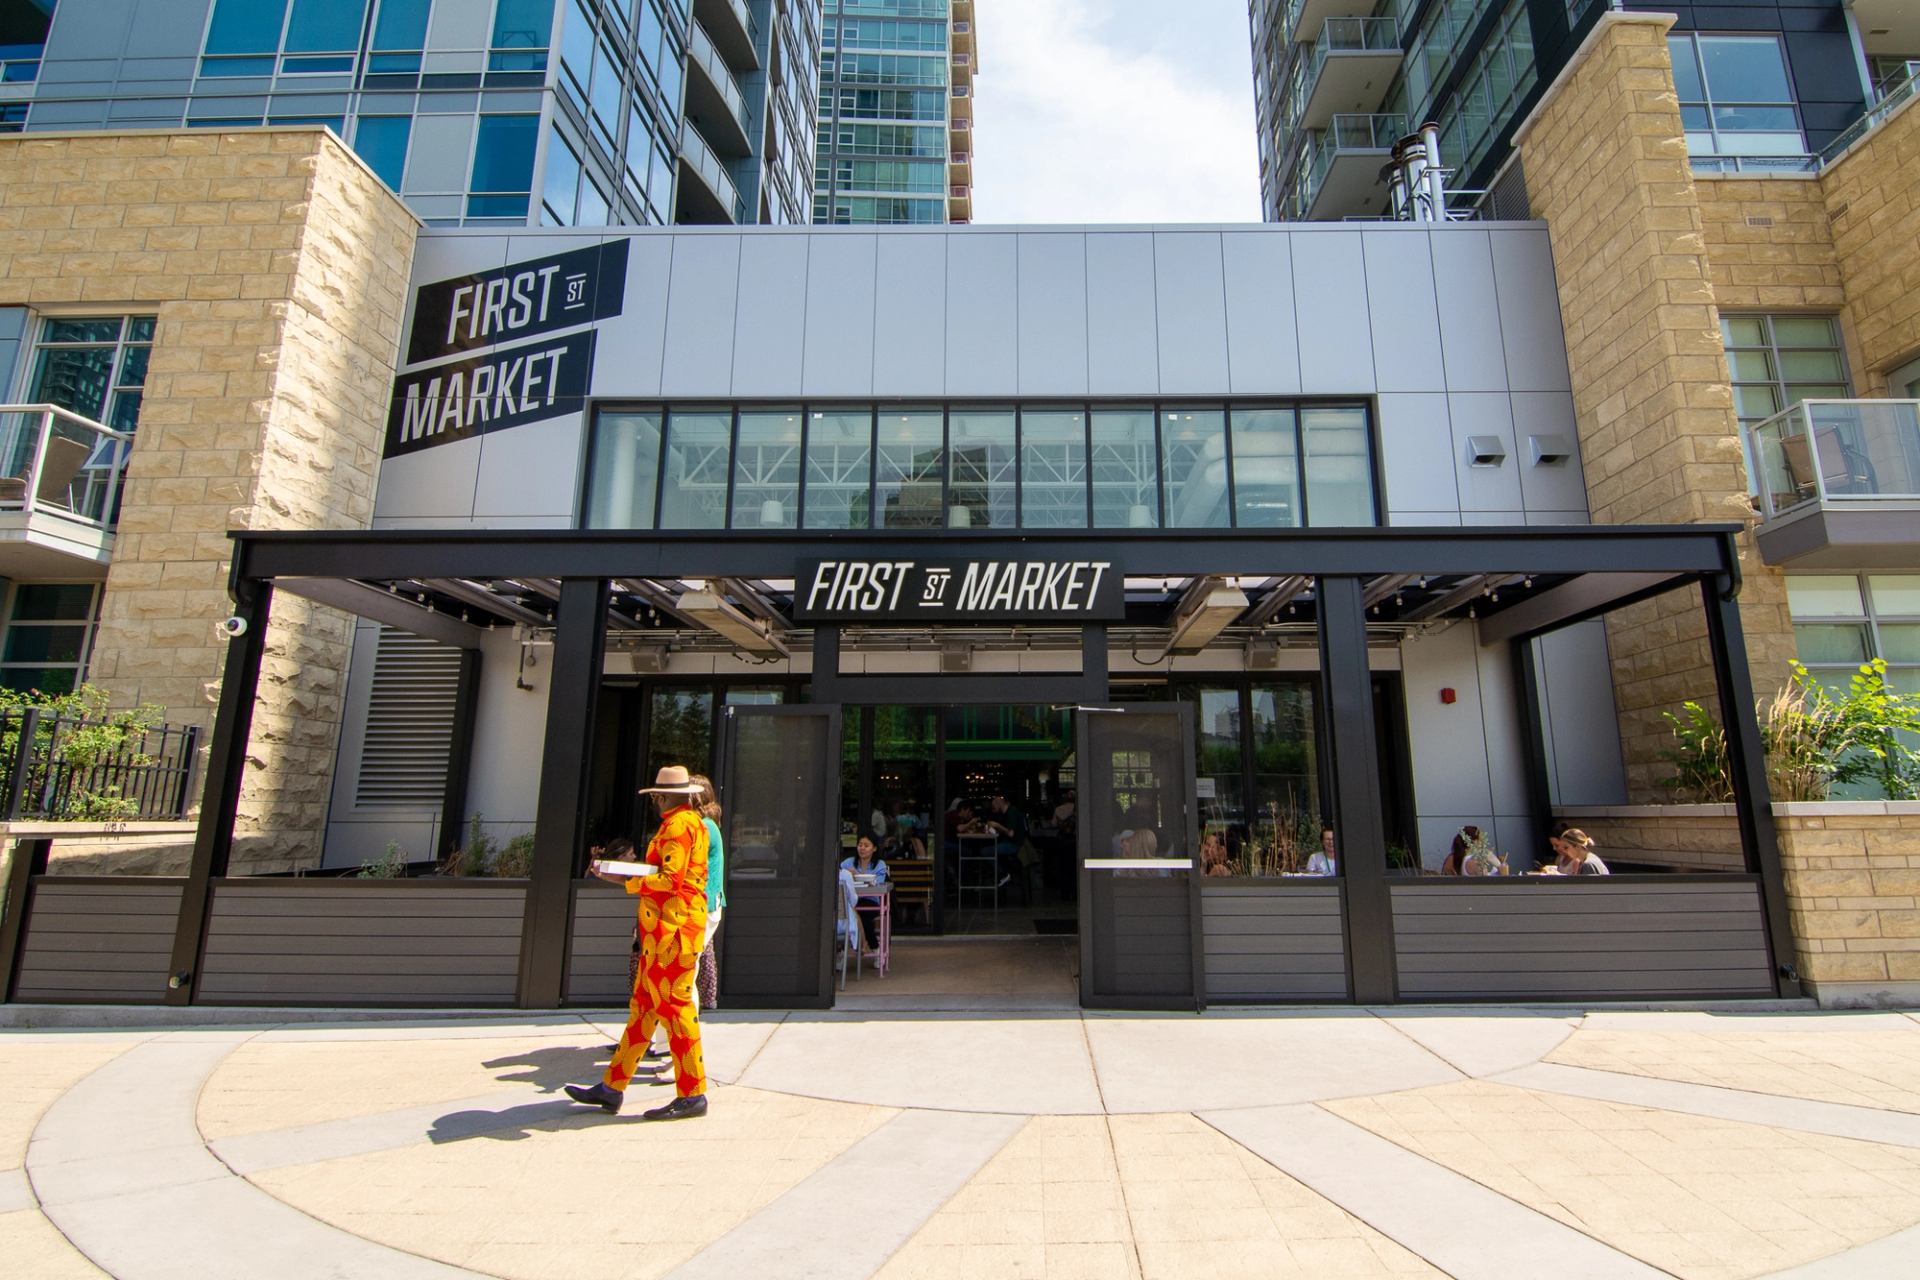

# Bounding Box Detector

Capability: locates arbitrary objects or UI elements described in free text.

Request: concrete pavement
[5,1005,1920,1278]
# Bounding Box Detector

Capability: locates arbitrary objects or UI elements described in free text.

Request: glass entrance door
[1076,704,1204,1009]
[716,705,842,1008]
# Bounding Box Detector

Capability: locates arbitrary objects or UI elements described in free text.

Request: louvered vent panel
[354,628,463,808]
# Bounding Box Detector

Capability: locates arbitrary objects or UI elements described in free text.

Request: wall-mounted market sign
[384,240,630,457]
[796,558,1124,624]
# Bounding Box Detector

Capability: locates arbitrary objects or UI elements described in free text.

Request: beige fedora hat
[639,765,704,795]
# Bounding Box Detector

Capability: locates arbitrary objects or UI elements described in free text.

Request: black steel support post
[518,578,609,1008]
[1082,623,1110,703]
[1512,639,1555,872]
[438,648,483,859]
[1703,575,1800,997]
[0,834,51,1002]
[166,580,274,1006]
[1318,576,1396,1003]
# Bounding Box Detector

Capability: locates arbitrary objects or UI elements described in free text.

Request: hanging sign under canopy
[794,558,1125,624]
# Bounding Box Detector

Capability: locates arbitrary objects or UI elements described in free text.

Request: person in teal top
[692,774,726,1009]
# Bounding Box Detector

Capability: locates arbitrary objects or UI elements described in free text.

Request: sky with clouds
[970,0,1262,224]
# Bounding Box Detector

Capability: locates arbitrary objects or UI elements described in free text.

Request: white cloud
[970,0,1261,224]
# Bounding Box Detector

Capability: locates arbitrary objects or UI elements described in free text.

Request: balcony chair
[0,436,91,509]
[1780,426,1875,500]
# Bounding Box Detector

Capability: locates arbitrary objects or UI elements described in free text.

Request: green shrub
[357,841,410,878]
[0,684,166,820]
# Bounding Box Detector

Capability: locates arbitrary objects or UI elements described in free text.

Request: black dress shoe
[641,1094,707,1122]
[642,1046,670,1061]
[564,1082,624,1113]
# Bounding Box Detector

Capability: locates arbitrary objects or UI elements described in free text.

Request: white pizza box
[595,860,659,877]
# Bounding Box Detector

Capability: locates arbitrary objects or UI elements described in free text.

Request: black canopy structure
[158,522,1791,1008]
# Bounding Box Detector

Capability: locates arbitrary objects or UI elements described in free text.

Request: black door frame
[1076,702,1206,1011]
[716,702,843,1009]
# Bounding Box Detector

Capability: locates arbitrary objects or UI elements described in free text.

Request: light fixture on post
[759,497,786,526]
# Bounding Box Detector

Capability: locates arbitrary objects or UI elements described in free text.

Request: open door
[1076,704,1205,1010]
[717,704,842,1008]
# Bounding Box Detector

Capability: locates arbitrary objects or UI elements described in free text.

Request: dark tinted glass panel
[285,0,368,52]
[30,347,114,419]
[40,319,122,344]
[117,344,150,388]
[354,116,411,189]
[12,584,96,621]
[494,0,557,48]
[3,624,86,664]
[1,667,75,696]
[206,0,289,55]
[1699,36,1792,102]
[372,0,431,49]
[469,114,538,191]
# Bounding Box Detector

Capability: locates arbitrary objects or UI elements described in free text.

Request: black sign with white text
[385,330,596,458]
[406,240,629,364]
[795,558,1124,624]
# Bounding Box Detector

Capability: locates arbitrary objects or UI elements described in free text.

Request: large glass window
[491,0,556,71]
[1229,407,1298,528]
[1186,686,1247,851]
[370,0,432,72]
[1091,408,1159,528]
[1020,409,1088,529]
[1303,406,1376,526]
[1161,408,1230,528]
[584,410,662,528]
[804,408,873,530]
[1786,575,1920,796]
[353,116,411,190]
[0,583,100,697]
[541,125,582,225]
[1670,33,1806,164]
[732,410,802,530]
[657,410,732,529]
[467,115,538,219]
[28,316,156,432]
[1723,314,1850,486]
[874,410,944,529]
[947,408,1014,529]
[1250,682,1319,864]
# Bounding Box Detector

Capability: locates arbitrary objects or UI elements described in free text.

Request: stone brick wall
[1776,807,1920,1006]
[1819,97,1920,393]
[0,129,418,872]
[1512,12,1793,798]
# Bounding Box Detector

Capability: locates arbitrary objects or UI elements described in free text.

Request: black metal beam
[518,578,609,1008]
[1477,570,1693,645]
[439,648,483,860]
[1703,576,1799,998]
[232,524,1746,584]
[167,580,273,1006]
[1318,576,1395,1003]
[276,577,485,648]
[814,672,1107,706]
[1512,638,1554,873]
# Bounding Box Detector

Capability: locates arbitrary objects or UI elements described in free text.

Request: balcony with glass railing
[1290,112,1404,220]
[676,119,745,224]
[1284,0,1378,45]
[1291,17,1401,131]
[686,19,752,156]
[1748,400,1920,566]
[0,405,133,565]
[692,0,759,69]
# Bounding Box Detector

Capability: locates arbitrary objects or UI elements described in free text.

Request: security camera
[216,616,249,638]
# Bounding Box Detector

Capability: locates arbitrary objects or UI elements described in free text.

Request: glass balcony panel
[0,405,134,532]
[1749,400,1920,516]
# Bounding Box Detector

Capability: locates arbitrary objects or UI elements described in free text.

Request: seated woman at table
[839,834,890,952]
[1546,827,1610,876]
[1307,826,1338,876]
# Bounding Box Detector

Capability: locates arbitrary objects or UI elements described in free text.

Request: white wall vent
[353,628,463,808]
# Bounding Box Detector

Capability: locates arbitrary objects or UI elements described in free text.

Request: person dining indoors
[839,834,890,954]
[1307,825,1338,876]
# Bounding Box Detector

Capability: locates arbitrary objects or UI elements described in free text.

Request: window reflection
[732,410,802,529]
[1091,408,1158,528]
[658,410,732,529]
[1161,408,1229,528]
[1020,409,1088,529]
[875,410,944,529]
[585,410,661,528]
[1229,407,1299,528]
[1303,406,1375,526]
[948,408,1015,528]
[804,408,873,529]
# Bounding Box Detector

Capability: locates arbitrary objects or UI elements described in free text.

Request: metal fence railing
[0,707,201,822]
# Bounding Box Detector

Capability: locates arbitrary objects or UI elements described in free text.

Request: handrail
[1747,398,1920,520]
[0,403,135,532]
[1818,64,1919,167]
[1297,112,1405,215]
[688,19,750,141]
[677,119,745,223]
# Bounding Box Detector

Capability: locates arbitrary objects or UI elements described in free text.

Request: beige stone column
[1513,12,1795,799]
[0,129,418,871]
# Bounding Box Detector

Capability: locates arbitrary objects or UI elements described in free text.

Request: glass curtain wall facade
[8,0,820,228]
[1249,0,1871,222]
[813,0,973,224]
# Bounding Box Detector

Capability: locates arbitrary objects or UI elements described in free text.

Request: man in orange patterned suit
[566,765,710,1120]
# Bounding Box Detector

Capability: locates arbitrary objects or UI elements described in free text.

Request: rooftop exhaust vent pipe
[1384,122,1450,223]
